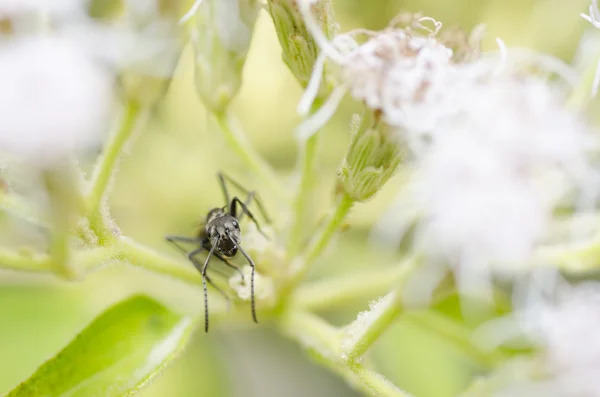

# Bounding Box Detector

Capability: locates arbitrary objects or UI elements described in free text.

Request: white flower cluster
[0,34,113,166]
[0,0,187,168]
[298,0,600,303]
[476,274,600,397]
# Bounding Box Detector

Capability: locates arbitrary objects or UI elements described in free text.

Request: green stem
[118,237,202,285]
[278,192,354,302]
[342,291,402,361]
[86,101,145,244]
[213,111,288,201]
[293,258,416,311]
[305,192,354,264]
[279,310,414,397]
[287,132,319,257]
[42,165,83,279]
[0,248,53,273]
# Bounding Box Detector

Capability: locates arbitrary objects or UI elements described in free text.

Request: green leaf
[3,295,195,397]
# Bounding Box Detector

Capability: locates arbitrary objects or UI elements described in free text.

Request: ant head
[208,215,241,257]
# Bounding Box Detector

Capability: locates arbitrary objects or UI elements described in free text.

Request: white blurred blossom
[0,35,114,166]
[375,65,597,301]
[0,0,83,18]
[296,0,454,140]
[476,274,600,397]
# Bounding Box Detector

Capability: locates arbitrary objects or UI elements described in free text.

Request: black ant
[165,172,270,332]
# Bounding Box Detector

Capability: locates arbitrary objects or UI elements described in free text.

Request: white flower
[0,0,82,18]
[296,0,453,140]
[477,274,600,397]
[0,35,114,166]
[376,72,597,302]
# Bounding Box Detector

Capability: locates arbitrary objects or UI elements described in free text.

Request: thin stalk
[287,132,320,257]
[305,192,354,264]
[293,258,415,311]
[278,192,354,302]
[118,237,202,286]
[342,291,402,360]
[279,309,414,397]
[0,248,53,273]
[213,111,288,201]
[86,101,145,244]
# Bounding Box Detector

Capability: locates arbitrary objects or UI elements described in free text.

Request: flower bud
[267,0,335,92]
[192,0,260,112]
[87,0,188,107]
[337,112,403,202]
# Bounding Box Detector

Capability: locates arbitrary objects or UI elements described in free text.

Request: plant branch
[86,100,145,244]
[293,259,416,311]
[213,111,288,201]
[279,309,414,397]
[287,132,320,257]
[0,248,53,273]
[117,237,202,285]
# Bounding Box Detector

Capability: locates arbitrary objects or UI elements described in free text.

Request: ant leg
[230,197,268,239]
[202,242,219,333]
[219,172,271,224]
[217,172,231,209]
[165,235,202,257]
[166,235,230,278]
[234,241,258,324]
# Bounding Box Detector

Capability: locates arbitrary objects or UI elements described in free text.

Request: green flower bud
[337,112,404,202]
[267,0,335,92]
[88,0,188,107]
[192,0,260,113]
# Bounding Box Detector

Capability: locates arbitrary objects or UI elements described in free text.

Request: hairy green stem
[279,310,414,397]
[213,111,288,201]
[0,248,53,273]
[287,132,320,257]
[342,291,402,361]
[86,101,145,244]
[305,192,354,264]
[293,263,411,311]
[42,165,83,279]
[118,237,202,285]
[340,257,420,360]
[278,192,354,302]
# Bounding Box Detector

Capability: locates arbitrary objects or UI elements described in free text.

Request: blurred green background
[0,0,594,396]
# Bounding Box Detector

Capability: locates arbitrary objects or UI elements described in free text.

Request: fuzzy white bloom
[376,69,597,302]
[0,0,82,17]
[0,35,114,166]
[476,274,600,397]
[296,0,454,140]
